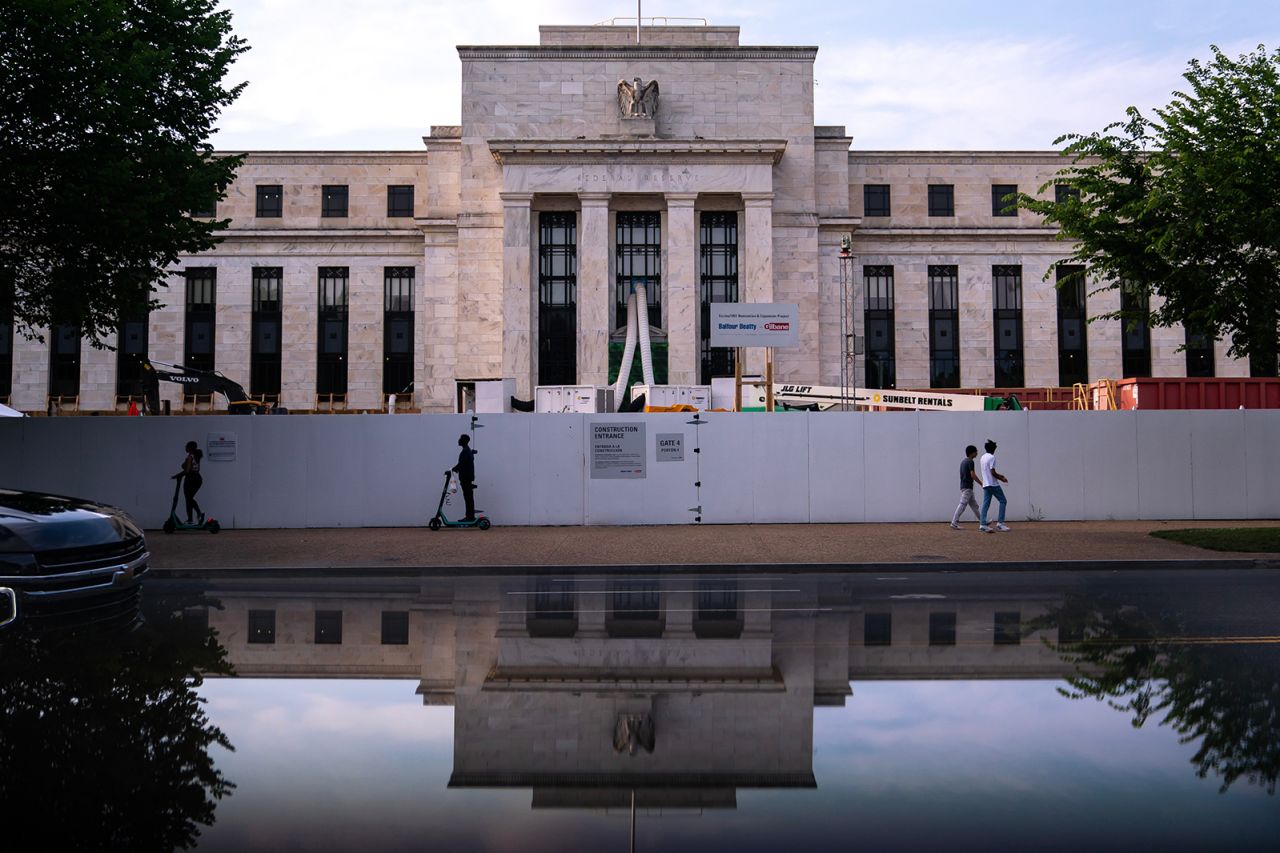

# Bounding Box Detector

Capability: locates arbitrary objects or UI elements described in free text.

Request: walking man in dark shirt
[950,444,982,529]
[453,433,477,521]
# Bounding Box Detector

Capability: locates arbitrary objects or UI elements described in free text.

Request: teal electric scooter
[428,470,490,530]
[162,475,220,534]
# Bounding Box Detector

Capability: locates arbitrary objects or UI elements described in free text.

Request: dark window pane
[864,612,892,646]
[387,185,414,218]
[928,184,954,217]
[929,612,957,646]
[1056,265,1088,386]
[248,609,276,644]
[992,184,1018,217]
[700,211,739,384]
[381,611,410,645]
[994,611,1021,645]
[928,265,960,388]
[539,212,577,385]
[616,212,661,330]
[315,610,343,644]
[863,265,895,389]
[256,185,283,218]
[864,184,891,217]
[321,185,349,218]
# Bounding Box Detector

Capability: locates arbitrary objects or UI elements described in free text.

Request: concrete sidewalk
[144,519,1280,572]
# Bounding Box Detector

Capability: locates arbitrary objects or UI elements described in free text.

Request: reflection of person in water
[452,433,476,521]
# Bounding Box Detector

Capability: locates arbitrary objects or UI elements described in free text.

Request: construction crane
[140,359,268,415]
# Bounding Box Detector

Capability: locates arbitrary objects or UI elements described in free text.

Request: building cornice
[853,226,1062,241]
[488,138,787,165]
[214,151,430,165]
[850,150,1068,165]
[213,227,425,240]
[458,45,817,61]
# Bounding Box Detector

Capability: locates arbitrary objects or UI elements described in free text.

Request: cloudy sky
[210,0,1280,151]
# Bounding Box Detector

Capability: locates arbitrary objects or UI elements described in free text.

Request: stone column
[500,193,535,398]
[665,194,699,385]
[742,193,775,376]
[577,193,611,387]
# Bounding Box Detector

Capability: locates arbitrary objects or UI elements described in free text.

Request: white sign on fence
[656,433,684,462]
[590,422,646,479]
[206,432,237,462]
[710,303,800,348]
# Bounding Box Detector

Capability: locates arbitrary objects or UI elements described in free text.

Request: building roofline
[457,45,817,61]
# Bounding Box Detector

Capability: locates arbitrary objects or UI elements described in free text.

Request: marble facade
[2,23,1254,413]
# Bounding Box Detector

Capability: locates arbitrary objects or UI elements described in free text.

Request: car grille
[35,537,147,574]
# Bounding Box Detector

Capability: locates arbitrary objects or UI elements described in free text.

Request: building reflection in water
[190,570,1280,810]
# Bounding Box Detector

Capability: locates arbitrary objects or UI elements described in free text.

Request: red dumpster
[1115,377,1280,410]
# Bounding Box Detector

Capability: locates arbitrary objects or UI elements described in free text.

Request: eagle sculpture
[617,77,659,118]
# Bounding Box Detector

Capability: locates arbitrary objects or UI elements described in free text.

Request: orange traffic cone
[128,401,139,416]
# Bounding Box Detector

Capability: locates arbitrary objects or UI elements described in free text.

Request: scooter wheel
[428,517,442,531]
[163,519,175,534]
[477,518,491,530]
[207,520,220,534]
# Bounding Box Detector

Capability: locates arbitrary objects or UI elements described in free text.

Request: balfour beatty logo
[718,322,757,330]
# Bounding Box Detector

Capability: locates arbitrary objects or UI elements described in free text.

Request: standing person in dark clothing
[950,444,982,529]
[452,433,476,522]
[172,440,204,525]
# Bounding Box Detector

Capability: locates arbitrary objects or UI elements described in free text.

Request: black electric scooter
[428,470,490,530]
[162,475,220,534]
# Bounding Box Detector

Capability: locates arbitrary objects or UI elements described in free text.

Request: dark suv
[0,489,149,630]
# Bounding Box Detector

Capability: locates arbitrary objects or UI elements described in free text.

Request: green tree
[1022,45,1280,376]
[0,0,247,343]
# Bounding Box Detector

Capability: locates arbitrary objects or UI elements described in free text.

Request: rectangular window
[929,612,957,646]
[317,267,349,396]
[864,265,895,389]
[994,611,1021,646]
[184,268,216,373]
[615,212,661,330]
[49,323,81,398]
[115,307,149,398]
[256,185,283,218]
[321,185,348,218]
[538,212,577,385]
[0,277,14,401]
[251,267,282,398]
[528,578,577,637]
[387,185,414,218]
[991,184,1018,217]
[381,611,410,645]
[695,580,742,639]
[384,266,415,395]
[1186,327,1215,377]
[190,193,217,218]
[608,580,662,638]
[928,184,955,217]
[1056,265,1088,386]
[864,184,891,217]
[699,211,739,384]
[1120,285,1152,378]
[248,609,276,644]
[993,265,1024,387]
[864,612,892,646]
[314,610,342,644]
[1055,184,1081,205]
[928,265,960,388]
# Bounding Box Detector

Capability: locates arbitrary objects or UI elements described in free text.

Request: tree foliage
[1022,45,1280,375]
[0,0,247,343]
[0,592,236,849]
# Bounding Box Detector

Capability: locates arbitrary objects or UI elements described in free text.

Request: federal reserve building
[1,22,1253,414]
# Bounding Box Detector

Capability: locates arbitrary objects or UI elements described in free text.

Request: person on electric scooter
[452,433,476,522]
[173,440,204,525]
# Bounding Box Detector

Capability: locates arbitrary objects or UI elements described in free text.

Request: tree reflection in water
[1035,595,1280,795]
[0,593,235,850]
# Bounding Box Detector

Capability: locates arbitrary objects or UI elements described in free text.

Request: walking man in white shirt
[978,439,1010,533]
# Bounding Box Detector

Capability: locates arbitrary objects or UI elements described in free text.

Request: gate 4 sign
[710,304,800,348]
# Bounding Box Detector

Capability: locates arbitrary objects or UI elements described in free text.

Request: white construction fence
[0,410,1276,529]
